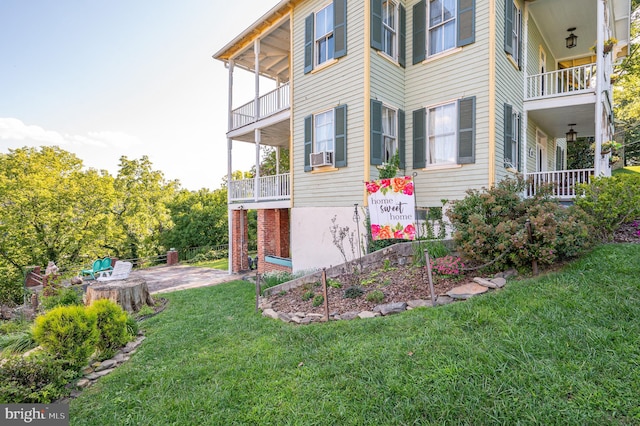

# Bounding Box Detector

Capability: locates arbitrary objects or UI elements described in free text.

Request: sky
[0,0,273,191]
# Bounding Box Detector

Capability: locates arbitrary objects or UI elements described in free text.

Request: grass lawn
[613,165,640,175]
[70,244,640,425]
[193,257,228,270]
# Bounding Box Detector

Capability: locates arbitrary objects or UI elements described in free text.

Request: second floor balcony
[229,173,291,204]
[231,82,290,131]
[526,64,597,101]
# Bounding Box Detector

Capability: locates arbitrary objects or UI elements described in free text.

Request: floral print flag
[365,176,416,240]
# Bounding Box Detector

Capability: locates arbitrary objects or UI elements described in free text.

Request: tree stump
[85,278,154,313]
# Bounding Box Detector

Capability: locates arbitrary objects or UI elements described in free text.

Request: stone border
[259,274,514,324]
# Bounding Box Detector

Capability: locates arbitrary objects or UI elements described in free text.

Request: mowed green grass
[613,165,640,175]
[70,244,640,425]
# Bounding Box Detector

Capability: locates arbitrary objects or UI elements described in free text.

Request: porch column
[522,2,529,177]
[594,0,604,176]
[227,60,235,274]
[231,208,249,273]
[254,39,261,202]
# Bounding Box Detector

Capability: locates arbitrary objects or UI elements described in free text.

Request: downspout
[488,0,497,186]
[522,1,529,178]
[364,0,371,204]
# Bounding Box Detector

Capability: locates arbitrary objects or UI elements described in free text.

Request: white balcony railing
[229,173,291,202]
[526,64,597,100]
[525,169,594,199]
[231,82,290,130]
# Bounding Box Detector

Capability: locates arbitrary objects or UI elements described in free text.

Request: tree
[0,147,117,303]
[161,188,228,250]
[112,156,177,260]
[250,147,289,176]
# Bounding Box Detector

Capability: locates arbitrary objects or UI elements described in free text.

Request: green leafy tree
[161,188,228,249]
[0,147,118,303]
[250,147,289,176]
[112,156,177,260]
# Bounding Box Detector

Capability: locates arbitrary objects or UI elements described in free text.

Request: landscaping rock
[76,379,91,388]
[300,317,313,324]
[491,277,507,288]
[95,359,117,371]
[407,299,432,308]
[503,269,518,278]
[85,369,115,380]
[290,316,302,324]
[358,311,380,319]
[294,312,306,318]
[277,312,291,322]
[122,337,145,354]
[341,311,360,320]
[262,309,278,320]
[434,295,455,305]
[446,283,489,300]
[374,302,407,316]
[473,277,499,289]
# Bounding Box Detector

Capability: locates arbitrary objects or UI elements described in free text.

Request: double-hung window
[382,105,397,162]
[304,105,348,171]
[412,0,475,64]
[304,0,347,74]
[427,102,457,164]
[505,0,522,68]
[503,103,521,171]
[412,97,475,168]
[382,1,398,59]
[314,110,334,154]
[315,4,335,66]
[429,0,456,56]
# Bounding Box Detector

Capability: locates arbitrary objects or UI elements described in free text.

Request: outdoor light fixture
[566,28,578,49]
[566,124,577,143]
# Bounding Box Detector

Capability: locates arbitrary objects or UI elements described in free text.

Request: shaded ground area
[129,265,242,294]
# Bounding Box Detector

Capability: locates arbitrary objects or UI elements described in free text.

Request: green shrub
[126,313,139,336]
[261,271,300,295]
[41,285,83,310]
[0,352,78,403]
[33,305,98,370]
[0,267,23,305]
[575,174,640,241]
[365,290,385,303]
[343,286,364,299]
[302,291,314,302]
[327,278,342,289]
[312,295,324,307]
[447,176,594,270]
[87,300,132,359]
[412,240,450,266]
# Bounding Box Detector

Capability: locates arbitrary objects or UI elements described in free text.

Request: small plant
[33,305,99,370]
[382,259,391,270]
[312,295,324,307]
[430,256,465,277]
[327,278,342,289]
[87,300,132,360]
[41,285,83,310]
[0,331,36,355]
[302,291,314,302]
[366,290,385,303]
[377,151,400,179]
[413,240,450,267]
[343,286,364,299]
[135,304,155,318]
[0,352,77,403]
[125,312,139,337]
[360,278,376,286]
[382,278,392,286]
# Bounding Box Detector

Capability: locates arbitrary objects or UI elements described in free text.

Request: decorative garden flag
[365,176,416,240]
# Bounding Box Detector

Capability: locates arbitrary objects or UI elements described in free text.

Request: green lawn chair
[80,257,113,280]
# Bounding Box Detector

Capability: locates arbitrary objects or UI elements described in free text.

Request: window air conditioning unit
[310,151,333,167]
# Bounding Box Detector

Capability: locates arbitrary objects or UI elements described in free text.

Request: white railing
[525,169,594,199]
[526,64,596,100]
[231,82,290,130]
[229,173,291,202]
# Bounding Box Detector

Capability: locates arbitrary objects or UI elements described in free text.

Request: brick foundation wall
[257,208,290,274]
[231,209,249,273]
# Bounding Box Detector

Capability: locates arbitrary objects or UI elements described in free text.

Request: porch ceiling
[230,119,290,147]
[527,0,630,63]
[528,103,595,140]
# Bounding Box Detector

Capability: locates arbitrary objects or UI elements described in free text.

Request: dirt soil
[266,266,471,315]
[267,219,640,316]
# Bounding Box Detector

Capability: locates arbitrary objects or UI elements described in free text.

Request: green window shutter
[503,103,513,167]
[516,113,521,171]
[398,109,406,169]
[371,0,383,51]
[399,4,406,67]
[304,115,313,172]
[457,0,475,47]
[335,105,348,167]
[334,0,347,58]
[412,0,426,64]
[504,0,513,56]
[413,108,426,169]
[370,99,383,166]
[517,12,523,69]
[304,14,314,74]
[457,97,476,164]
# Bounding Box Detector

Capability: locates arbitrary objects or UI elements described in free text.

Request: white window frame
[314,109,335,154]
[510,110,521,171]
[382,105,398,162]
[382,0,399,60]
[315,3,335,67]
[510,1,522,65]
[428,0,456,57]
[427,101,457,165]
